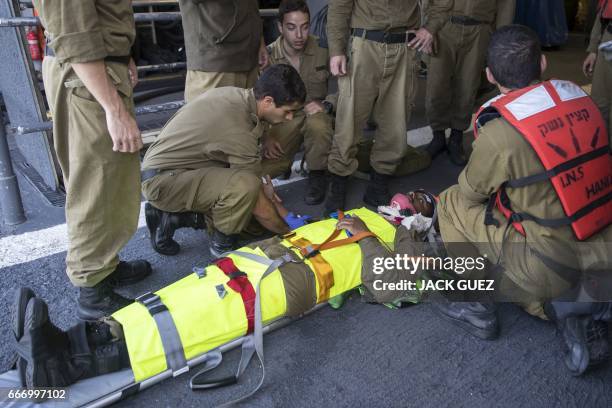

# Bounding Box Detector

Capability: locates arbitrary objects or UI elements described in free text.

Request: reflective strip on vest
[112,207,396,382]
[474,80,612,240]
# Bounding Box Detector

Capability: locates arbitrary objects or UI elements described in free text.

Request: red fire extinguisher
[26,27,42,61]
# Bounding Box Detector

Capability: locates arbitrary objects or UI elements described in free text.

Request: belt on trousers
[44,46,130,65]
[141,168,161,183]
[351,28,416,44]
[450,15,484,26]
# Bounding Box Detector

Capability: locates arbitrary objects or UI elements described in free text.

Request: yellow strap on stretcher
[288,236,335,302]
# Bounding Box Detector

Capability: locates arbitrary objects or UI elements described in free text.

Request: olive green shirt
[267,35,336,108]
[326,0,448,57]
[178,0,262,72]
[33,0,135,64]
[142,87,265,176]
[441,0,516,28]
[588,12,612,53]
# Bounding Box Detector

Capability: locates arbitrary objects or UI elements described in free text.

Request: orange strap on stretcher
[287,211,380,302]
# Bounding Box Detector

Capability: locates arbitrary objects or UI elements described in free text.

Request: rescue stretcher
[0,208,397,407]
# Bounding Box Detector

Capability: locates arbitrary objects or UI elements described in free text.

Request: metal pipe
[137,61,186,74]
[0,116,26,225]
[14,100,185,135]
[0,9,278,27]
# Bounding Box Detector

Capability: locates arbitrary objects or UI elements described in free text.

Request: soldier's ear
[540,55,548,76]
[277,20,283,33]
[485,67,497,86]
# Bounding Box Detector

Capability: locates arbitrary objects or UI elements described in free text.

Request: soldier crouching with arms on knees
[141,64,309,258]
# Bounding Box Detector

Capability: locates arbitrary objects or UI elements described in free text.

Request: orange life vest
[473,80,612,241]
[600,0,612,19]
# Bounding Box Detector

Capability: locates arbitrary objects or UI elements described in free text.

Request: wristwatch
[321,100,334,115]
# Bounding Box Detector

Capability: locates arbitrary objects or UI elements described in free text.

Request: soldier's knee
[229,171,260,202]
[305,114,333,145]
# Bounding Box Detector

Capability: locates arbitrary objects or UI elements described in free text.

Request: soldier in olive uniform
[325,0,447,212]
[425,0,516,165]
[34,0,151,321]
[179,0,269,103]
[142,65,306,257]
[260,0,336,205]
[263,0,432,205]
[584,0,612,142]
[434,26,612,375]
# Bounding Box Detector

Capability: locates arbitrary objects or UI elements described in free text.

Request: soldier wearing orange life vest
[584,0,612,140]
[434,25,612,376]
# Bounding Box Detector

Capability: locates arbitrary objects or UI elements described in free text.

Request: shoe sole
[24,298,50,396]
[433,304,499,341]
[12,287,35,386]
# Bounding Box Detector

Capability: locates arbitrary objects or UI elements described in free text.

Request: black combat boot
[433,299,499,340]
[209,229,238,258]
[18,297,72,393]
[18,298,129,395]
[77,278,133,321]
[363,171,392,208]
[145,202,207,256]
[545,302,611,376]
[11,287,35,386]
[447,129,468,166]
[106,260,152,287]
[425,130,447,158]
[305,170,328,205]
[324,173,348,214]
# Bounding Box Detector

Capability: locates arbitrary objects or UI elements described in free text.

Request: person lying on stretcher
[11,189,438,391]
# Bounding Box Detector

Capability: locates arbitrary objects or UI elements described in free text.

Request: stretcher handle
[190,374,238,390]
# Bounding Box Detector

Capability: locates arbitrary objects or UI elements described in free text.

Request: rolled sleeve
[423,0,451,36]
[587,15,603,54]
[327,0,354,57]
[42,0,107,63]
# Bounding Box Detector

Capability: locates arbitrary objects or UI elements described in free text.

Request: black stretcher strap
[136,292,188,376]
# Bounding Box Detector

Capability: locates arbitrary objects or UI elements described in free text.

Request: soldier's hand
[583,52,597,77]
[330,55,347,76]
[128,58,139,88]
[259,39,270,70]
[106,109,143,153]
[336,216,370,235]
[262,175,282,203]
[262,136,284,159]
[408,28,433,53]
[304,101,324,116]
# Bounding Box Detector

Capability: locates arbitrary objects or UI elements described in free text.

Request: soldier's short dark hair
[254,64,307,106]
[278,0,310,24]
[487,25,542,89]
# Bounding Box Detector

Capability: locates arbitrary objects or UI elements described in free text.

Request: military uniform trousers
[328,36,418,177]
[141,167,261,236]
[591,30,612,143]
[42,57,141,287]
[437,185,577,319]
[184,67,259,103]
[261,111,333,178]
[426,22,492,132]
